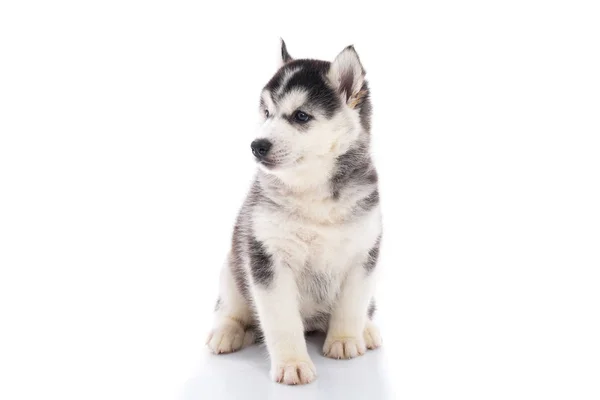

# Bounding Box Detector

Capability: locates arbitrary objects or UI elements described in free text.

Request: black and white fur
[206,40,382,385]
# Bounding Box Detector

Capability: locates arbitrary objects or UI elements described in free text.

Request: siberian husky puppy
[207,40,382,385]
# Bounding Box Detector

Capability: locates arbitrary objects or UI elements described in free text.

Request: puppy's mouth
[257,158,278,169]
[257,155,305,170]
[259,156,306,169]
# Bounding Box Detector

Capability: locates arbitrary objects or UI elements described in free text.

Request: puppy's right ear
[280,38,293,65]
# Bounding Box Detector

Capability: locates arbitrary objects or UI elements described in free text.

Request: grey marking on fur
[214,297,222,312]
[364,235,381,274]
[368,298,376,319]
[330,142,378,199]
[246,324,264,344]
[356,189,380,213]
[249,235,275,287]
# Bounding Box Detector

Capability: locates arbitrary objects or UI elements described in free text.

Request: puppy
[207,40,382,385]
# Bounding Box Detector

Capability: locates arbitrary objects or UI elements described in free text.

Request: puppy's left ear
[328,45,366,106]
[280,38,293,65]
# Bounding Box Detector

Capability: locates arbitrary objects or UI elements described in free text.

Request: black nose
[251,139,272,159]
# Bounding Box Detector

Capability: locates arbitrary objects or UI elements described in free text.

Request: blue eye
[293,110,311,123]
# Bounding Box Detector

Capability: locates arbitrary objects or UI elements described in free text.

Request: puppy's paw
[206,322,246,354]
[271,359,317,385]
[364,321,382,350]
[323,335,367,359]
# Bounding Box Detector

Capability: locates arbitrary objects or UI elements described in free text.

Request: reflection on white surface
[182,334,394,400]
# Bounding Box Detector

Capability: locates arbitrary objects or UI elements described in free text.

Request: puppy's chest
[293,222,361,270]
[255,202,380,270]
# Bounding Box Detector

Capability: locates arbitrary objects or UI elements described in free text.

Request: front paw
[271,359,317,385]
[323,334,367,359]
[206,322,248,354]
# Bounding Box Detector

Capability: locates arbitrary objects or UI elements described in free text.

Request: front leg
[248,238,316,385]
[324,238,382,359]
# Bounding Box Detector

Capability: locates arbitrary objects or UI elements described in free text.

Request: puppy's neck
[257,161,334,200]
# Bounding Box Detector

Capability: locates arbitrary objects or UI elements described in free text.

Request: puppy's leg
[324,245,381,359]
[207,256,255,354]
[249,249,315,385]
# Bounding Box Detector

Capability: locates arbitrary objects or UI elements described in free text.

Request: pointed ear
[280,38,293,65]
[328,45,366,105]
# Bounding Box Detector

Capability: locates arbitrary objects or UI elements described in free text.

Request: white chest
[254,205,381,273]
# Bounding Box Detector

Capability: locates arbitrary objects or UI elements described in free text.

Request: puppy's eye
[293,110,311,123]
[264,109,270,118]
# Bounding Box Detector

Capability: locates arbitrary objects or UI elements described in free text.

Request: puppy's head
[251,40,371,180]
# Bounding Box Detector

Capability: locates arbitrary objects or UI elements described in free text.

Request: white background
[1,1,599,399]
